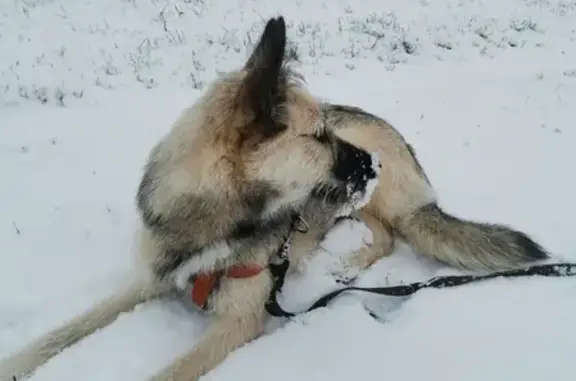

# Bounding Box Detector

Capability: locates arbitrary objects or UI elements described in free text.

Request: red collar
[190,264,265,309]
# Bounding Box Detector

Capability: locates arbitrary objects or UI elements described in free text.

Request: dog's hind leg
[146,270,272,381]
[0,279,166,381]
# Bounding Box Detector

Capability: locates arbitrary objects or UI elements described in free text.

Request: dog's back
[320,103,548,272]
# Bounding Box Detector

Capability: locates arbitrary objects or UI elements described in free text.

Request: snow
[1,0,576,380]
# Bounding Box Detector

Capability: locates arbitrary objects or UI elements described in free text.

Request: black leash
[265,230,576,318]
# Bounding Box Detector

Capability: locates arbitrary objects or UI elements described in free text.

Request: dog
[0,16,381,381]
[0,15,549,381]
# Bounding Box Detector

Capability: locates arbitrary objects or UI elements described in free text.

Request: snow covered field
[1,0,576,380]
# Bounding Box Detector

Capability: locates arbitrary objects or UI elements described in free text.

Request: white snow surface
[2,0,576,380]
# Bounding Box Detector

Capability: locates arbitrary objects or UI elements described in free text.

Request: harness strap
[191,264,266,309]
[227,264,265,278]
[191,213,306,310]
[266,259,576,318]
[191,273,220,309]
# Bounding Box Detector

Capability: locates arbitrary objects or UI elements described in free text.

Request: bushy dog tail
[0,280,161,380]
[396,203,549,272]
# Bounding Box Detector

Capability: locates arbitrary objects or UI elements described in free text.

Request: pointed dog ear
[238,17,288,140]
[244,17,287,72]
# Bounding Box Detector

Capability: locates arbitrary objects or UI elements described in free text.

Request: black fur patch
[139,191,282,244]
[231,182,291,240]
[230,213,290,241]
[311,129,331,145]
[513,231,549,260]
[332,138,378,194]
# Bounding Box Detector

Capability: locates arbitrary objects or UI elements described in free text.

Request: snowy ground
[2,0,576,380]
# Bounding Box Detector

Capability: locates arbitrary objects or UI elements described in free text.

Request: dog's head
[210,17,379,216]
[142,17,380,245]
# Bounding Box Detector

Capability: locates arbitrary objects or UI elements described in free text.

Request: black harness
[265,216,576,318]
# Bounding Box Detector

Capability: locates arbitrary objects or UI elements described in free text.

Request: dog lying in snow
[0,15,548,381]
